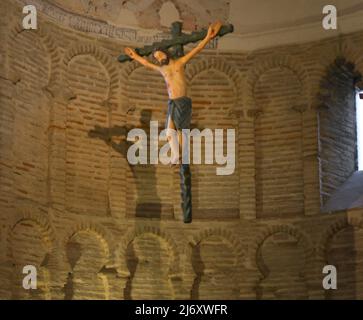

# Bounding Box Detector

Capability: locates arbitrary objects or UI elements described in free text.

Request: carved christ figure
[124,21,222,165]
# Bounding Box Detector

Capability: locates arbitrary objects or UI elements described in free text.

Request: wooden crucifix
[118,21,234,62]
[118,21,234,223]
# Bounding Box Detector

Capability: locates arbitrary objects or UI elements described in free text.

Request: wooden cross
[118,21,234,62]
[117,21,234,223]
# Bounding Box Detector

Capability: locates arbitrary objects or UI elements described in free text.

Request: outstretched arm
[178,21,222,65]
[124,47,160,71]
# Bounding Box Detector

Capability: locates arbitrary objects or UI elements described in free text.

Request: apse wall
[1,0,363,300]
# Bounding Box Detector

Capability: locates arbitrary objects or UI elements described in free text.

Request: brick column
[45,83,74,212]
[302,106,321,215]
[238,110,257,220]
[109,101,127,219]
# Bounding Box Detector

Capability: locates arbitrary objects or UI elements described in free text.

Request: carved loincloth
[165,96,192,130]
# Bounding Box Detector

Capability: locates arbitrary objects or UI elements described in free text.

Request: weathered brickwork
[2,0,363,300]
[319,57,361,205]
[254,67,304,218]
[325,225,363,299]
[8,29,50,206]
[257,232,308,299]
[189,69,239,219]
[66,55,111,216]
[125,66,173,219]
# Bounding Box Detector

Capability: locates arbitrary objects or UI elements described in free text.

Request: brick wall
[318,57,361,205]
[125,66,173,219]
[257,232,308,299]
[8,30,50,206]
[1,0,363,300]
[66,55,111,216]
[254,67,304,218]
[65,230,109,299]
[325,225,363,299]
[189,69,239,219]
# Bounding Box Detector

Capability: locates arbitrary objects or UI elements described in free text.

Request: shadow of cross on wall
[88,109,166,218]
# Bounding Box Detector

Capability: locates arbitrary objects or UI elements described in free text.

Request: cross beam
[118,22,234,63]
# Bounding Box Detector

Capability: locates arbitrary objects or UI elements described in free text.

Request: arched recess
[115,226,180,299]
[251,224,313,299]
[255,65,304,217]
[312,39,363,88]
[62,224,112,300]
[312,40,363,208]
[63,43,124,218]
[318,57,361,206]
[186,58,242,219]
[316,215,363,299]
[6,25,54,207]
[188,228,245,299]
[63,222,113,258]
[244,54,310,108]
[7,213,55,300]
[244,54,311,218]
[6,22,66,102]
[186,57,243,107]
[7,23,60,88]
[63,43,119,103]
[64,45,114,217]
[6,24,69,213]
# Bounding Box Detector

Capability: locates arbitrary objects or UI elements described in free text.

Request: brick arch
[115,226,180,276]
[120,60,141,79]
[244,54,310,110]
[316,52,361,208]
[6,212,55,299]
[251,224,314,277]
[7,23,60,87]
[188,227,245,262]
[7,208,56,250]
[62,222,113,260]
[63,43,119,101]
[310,39,363,107]
[186,57,243,109]
[61,223,112,299]
[316,215,363,264]
[317,39,363,79]
[186,227,245,298]
[339,40,363,78]
[7,212,55,258]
